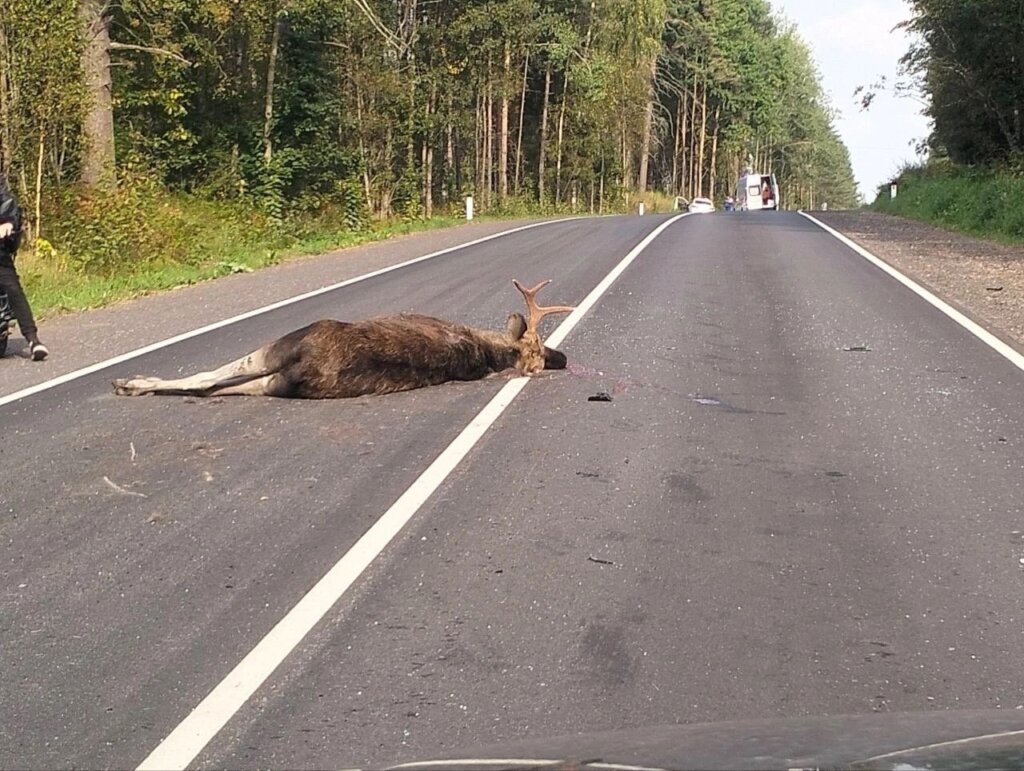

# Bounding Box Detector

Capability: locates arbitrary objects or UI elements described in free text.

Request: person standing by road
[0,174,48,360]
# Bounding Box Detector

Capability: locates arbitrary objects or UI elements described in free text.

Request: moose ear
[506,312,527,340]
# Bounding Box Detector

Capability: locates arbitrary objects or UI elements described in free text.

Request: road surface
[1,212,1021,769]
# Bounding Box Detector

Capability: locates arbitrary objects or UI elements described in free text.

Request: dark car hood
[373,710,1024,770]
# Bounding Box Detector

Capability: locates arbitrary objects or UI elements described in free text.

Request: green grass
[16,191,484,319]
[16,181,636,319]
[872,162,1024,245]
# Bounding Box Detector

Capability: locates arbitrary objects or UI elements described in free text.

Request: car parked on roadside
[688,197,715,214]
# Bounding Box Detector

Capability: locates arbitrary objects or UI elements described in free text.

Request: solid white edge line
[389,760,666,771]
[0,217,582,409]
[799,211,1024,372]
[859,728,1024,763]
[135,213,688,771]
[389,761,565,769]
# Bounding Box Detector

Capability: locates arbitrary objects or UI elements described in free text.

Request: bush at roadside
[873,162,1024,243]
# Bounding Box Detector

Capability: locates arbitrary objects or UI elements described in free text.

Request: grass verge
[15,181,646,319]
[872,162,1024,245]
[17,193,476,319]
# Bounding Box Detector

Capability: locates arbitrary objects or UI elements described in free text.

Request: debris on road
[192,442,224,458]
[587,556,614,566]
[842,344,872,352]
[129,442,137,462]
[576,471,600,478]
[588,391,613,402]
[102,476,148,498]
[986,286,1004,292]
[693,396,721,406]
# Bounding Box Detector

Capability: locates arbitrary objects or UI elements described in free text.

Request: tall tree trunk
[688,78,698,199]
[499,43,510,199]
[514,53,529,196]
[444,117,453,204]
[621,120,628,190]
[423,87,435,216]
[0,20,13,173]
[671,93,683,194]
[696,82,708,197]
[454,123,463,200]
[406,82,416,170]
[555,71,568,203]
[355,86,372,213]
[422,139,433,217]
[262,12,283,164]
[34,129,44,238]
[637,55,658,194]
[485,75,493,207]
[679,91,689,196]
[80,0,115,187]
[475,91,484,198]
[538,65,551,203]
[709,104,721,201]
[382,125,394,218]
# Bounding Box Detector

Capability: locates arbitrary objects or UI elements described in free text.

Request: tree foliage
[0,0,858,252]
[902,0,1024,165]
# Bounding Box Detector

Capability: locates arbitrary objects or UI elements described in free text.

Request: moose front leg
[113,348,272,396]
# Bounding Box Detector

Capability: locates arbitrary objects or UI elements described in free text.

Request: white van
[737,172,780,211]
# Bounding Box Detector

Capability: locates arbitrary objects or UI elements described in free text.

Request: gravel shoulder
[813,210,1024,353]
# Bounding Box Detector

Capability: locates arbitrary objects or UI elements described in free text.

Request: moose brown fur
[112,279,574,399]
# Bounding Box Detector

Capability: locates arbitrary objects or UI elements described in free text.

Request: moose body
[113,280,573,399]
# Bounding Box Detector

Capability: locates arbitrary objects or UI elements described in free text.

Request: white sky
[769,0,931,202]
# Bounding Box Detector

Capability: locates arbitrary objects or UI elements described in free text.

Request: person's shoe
[28,340,48,361]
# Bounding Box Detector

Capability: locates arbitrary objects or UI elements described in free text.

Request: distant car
[688,197,715,214]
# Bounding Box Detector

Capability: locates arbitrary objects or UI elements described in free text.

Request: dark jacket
[0,187,23,263]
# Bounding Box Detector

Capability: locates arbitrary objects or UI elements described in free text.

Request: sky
[769,0,931,202]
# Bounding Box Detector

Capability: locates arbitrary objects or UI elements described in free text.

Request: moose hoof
[113,377,155,396]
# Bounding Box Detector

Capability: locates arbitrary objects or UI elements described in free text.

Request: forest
[900,0,1024,167]
[871,0,1024,242]
[0,0,859,286]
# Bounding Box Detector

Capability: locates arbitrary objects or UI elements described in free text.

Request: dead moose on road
[113,279,574,399]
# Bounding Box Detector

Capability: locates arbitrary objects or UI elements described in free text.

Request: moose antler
[512,279,575,332]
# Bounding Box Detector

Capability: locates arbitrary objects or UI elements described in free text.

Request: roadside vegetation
[1,0,859,316]
[872,162,1024,246]
[869,1,1024,245]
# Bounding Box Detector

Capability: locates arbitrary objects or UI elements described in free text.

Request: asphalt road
[1,212,1021,770]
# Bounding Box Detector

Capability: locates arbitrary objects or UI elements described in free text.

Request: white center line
[135,213,688,771]
[0,217,580,409]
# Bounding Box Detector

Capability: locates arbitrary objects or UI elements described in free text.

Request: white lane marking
[135,213,688,771]
[388,761,572,769]
[389,760,667,771]
[544,214,690,349]
[0,217,581,409]
[860,728,1024,763]
[800,211,1024,372]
